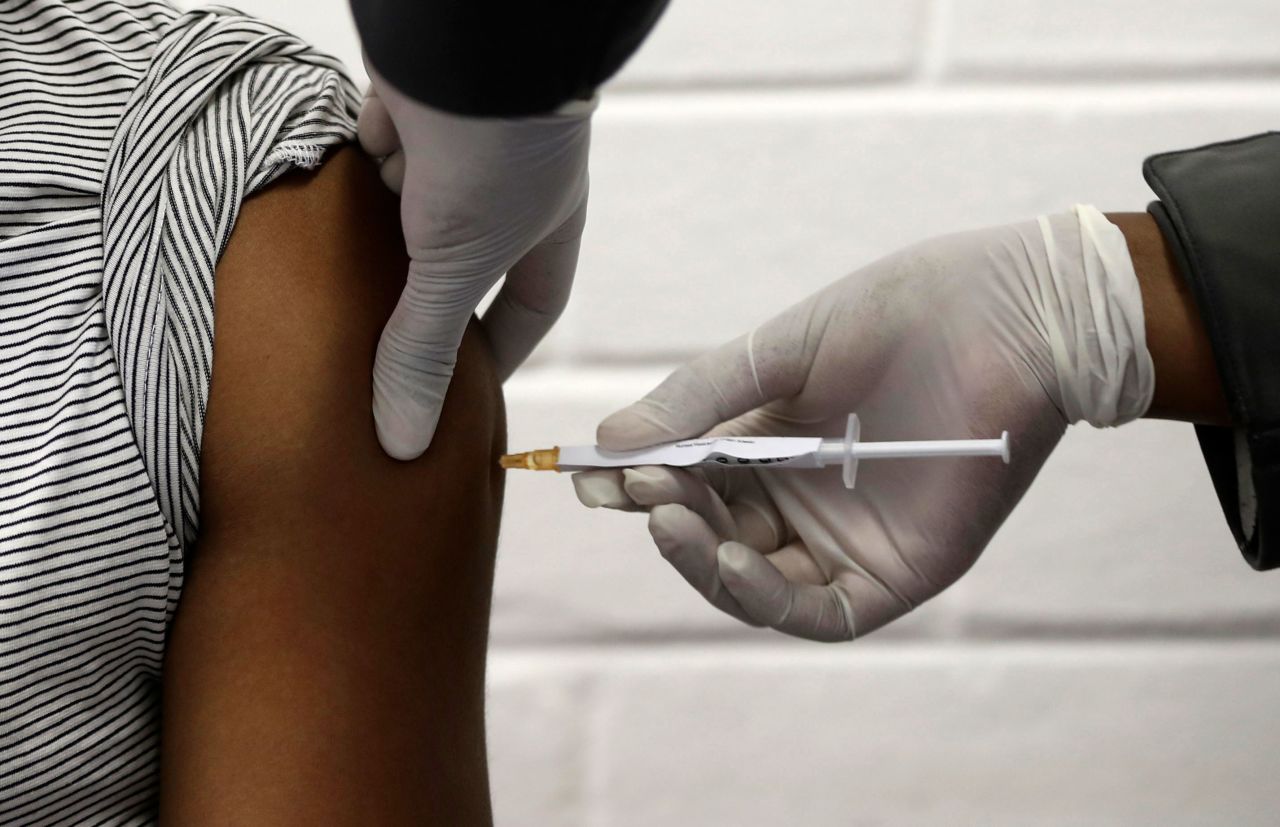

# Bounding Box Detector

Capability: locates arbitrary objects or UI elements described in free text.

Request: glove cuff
[1035,205,1155,428]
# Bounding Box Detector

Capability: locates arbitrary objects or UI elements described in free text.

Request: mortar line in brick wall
[609,72,913,95]
[487,640,1280,671]
[602,67,1280,97]
[486,619,1280,650]
[564,671,595,827]
[581,670,613,827]
[601,67,1280,98]
[949,62,1280,85]
[596,81,1280,119]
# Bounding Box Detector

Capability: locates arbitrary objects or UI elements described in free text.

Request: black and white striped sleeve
[0,2,359,821]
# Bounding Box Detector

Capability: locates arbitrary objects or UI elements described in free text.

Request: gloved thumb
[597,319,810,451]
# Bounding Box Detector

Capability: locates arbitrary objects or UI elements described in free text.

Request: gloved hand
[358,59,594,459]
[573,206,1154,641]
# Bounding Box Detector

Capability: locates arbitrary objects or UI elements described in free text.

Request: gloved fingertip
[373,409,432,461]
[597,407,678,451]
[647,501,695,540]
[649,505,738,605]
[572,473,631,509]
[371,384,441,462]
[356,94,399,158]
[716,540,754,573]
[646,503,679,548]
[620,466,648,492]
[375,151,403,195]
[716,541,788,627]
[374,428,427,461]
[620,465,679,505]
[595,412,643,451]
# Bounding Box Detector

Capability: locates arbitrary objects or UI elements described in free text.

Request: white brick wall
[946,0,1280,78]
[488,644,1280,827]
[614,0,926,88]
[207,1,1280,822]
[571,88,1280,358]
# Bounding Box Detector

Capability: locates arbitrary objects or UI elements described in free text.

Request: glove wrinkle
[360,59,592,455]
[585,207,1142,641]
[729,498,783,552]
[830,584,857,641]
[1034,206,1154,428]
[745,328,766,403]
[649,505,756,625]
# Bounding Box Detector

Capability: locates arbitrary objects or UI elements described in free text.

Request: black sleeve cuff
[1143,132,1280,569]
[350,0,670,117]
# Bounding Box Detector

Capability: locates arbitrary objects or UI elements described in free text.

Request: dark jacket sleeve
[349,0,670,116]
[1143,132,1280,570]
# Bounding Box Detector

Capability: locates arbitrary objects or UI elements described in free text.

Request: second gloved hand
[359,59,593,459]
[573,207,1153,641]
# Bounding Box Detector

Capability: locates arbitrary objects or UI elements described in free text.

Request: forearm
[1106,212,1230,425]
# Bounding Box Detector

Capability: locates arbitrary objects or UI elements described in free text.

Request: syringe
[500,414,1009,489]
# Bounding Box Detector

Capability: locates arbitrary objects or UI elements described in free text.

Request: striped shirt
[0,1,358,821]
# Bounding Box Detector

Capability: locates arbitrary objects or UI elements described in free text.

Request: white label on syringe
[557,436,825,471]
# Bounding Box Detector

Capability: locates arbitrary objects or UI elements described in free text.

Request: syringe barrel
[817,436,1008,464]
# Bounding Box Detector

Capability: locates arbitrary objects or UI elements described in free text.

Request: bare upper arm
[159,146,504,825]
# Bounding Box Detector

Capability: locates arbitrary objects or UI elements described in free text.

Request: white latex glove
[574,206,1153,641]
[358,59,593,459]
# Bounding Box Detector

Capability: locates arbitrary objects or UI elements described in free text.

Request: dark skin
[1107,212,1230,426]
[158,146,503,825]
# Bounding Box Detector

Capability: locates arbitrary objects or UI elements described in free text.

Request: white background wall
[198,1,1280,823]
